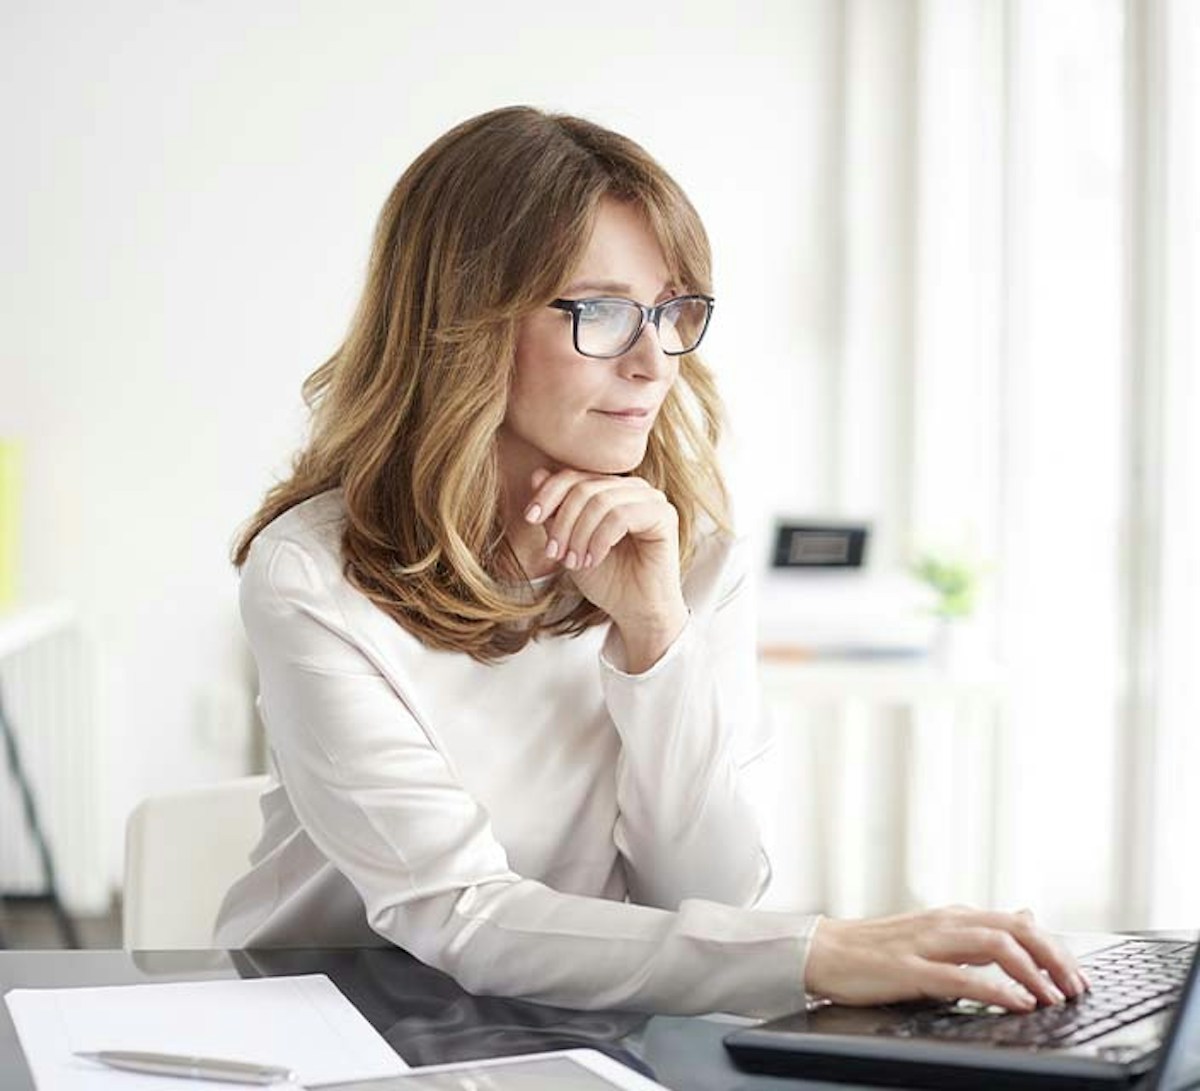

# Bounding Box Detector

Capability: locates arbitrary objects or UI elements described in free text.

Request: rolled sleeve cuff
[599,611,695,679]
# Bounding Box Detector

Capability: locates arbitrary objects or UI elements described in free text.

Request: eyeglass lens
[575,297,710,357]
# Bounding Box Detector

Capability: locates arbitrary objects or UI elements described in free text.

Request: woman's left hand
[524,467,688,670]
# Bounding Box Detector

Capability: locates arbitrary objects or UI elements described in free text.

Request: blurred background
[1,0,1197,947]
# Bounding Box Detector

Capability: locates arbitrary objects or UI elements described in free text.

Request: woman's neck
[496,432,559,581]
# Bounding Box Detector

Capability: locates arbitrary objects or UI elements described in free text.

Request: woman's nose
[616,321,671,380]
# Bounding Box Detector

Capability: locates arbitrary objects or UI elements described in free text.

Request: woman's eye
[579,301,625,326]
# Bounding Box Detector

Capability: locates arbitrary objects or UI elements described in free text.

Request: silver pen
[75,1050,299,1084]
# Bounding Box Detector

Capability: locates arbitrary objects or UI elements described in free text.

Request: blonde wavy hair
[234,105,730,660]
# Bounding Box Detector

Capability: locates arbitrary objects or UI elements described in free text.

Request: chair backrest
[123,775,269,949]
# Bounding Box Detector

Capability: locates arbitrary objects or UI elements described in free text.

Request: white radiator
[0,603,105,914]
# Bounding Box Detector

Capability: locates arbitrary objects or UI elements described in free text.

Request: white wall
[1,0,843,905]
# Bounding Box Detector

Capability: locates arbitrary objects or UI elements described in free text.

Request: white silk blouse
[214,490,818,1017]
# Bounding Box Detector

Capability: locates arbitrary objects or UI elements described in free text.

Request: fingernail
[564,550,578,570]
[1074,972,1088,994]
[583,553,593,568]
[1048,985,1066,1005]
[1013,988,1037,1010]
[545,539,559,559]
[525,504,541,523]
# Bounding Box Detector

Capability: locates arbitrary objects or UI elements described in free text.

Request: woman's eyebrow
[560,278,678,297]
[561,279,634,296]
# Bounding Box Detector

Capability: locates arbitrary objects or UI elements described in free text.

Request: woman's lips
[593,407,654,428]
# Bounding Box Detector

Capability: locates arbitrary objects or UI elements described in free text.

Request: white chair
[123,775,270,949]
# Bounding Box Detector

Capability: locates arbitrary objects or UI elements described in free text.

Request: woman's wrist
[613,600,689,673]
[803,914,842,998]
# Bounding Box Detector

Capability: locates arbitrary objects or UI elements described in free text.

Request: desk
[6,938,1191,1090]
[0,947,880,1091]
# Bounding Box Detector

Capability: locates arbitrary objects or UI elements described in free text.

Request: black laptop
[725,934,1200,1090]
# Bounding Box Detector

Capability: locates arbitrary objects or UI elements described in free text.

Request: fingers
[562,494,656,569]
[524,469,671,569]
[921,926,1067,1008]
[523,466,573,525]
[916,961,1040,1014]
[523,468,602,534]
[966,909,1086,999]
[542,480,635,567]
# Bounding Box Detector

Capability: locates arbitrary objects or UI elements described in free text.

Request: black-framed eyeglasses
[548,294,715,359]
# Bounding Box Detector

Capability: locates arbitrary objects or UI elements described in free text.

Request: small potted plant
[911,552,985,666]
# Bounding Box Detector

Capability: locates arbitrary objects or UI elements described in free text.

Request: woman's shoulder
[242,489,347,598]
[256,489,345,551]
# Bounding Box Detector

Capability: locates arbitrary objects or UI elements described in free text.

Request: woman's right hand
[805,906,1088,1011]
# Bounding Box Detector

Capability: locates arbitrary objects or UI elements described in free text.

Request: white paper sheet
[5,973,410,1089]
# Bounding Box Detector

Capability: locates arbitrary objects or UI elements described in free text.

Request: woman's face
[499,199,680,483]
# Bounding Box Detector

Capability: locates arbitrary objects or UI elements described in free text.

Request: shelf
[758,646,1006,703]
[0,603,75,661]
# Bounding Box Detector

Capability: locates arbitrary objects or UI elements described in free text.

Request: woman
[216,106,1083,1017]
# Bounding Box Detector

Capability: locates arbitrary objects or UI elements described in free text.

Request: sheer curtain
[1124,0,1200,929]
[991,0,1200,931]
[765,0,1199,931]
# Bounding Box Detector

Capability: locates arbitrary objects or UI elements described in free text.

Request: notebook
[725,933,1200,1090]
[5,973,410,1089]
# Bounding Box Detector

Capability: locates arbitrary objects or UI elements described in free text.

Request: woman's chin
[563,449,647,476]
[560,432,652,476]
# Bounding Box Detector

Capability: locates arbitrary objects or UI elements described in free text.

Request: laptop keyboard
[884,939,1195,1049]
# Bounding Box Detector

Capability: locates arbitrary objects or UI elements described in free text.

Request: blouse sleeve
[599,532,774,911]
[239,533,816,1018]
